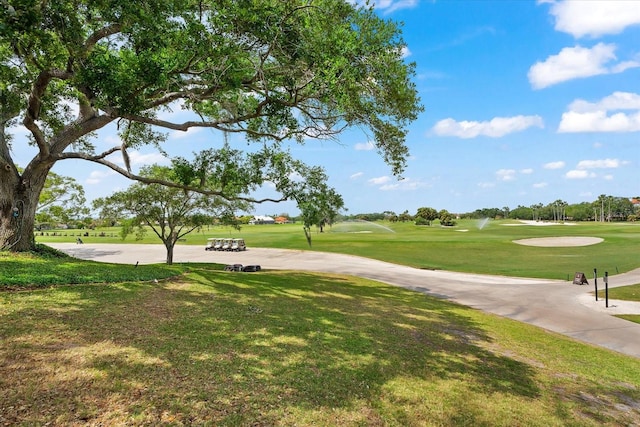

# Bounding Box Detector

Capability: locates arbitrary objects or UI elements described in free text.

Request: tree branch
[116,111,292,142]
[0,119,16,175]
[49,114,115,154]
[83,23,123,54]
[23,69,74,156]
[55,152,288,204]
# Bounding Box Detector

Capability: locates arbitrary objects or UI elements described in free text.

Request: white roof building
[249,215,275,224]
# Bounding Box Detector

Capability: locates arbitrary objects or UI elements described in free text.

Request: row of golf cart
[205,238,246,251]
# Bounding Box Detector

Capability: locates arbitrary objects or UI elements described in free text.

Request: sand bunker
[513,236,603,247]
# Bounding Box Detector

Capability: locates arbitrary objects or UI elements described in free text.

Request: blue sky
[13,0,640,216]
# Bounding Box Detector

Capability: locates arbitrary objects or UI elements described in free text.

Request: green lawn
[4,221,638,424]
[2,260,639,426]
[597,283,640,302]
[596,283,640,325]
[0,245,186,288]
[37,219,640,280]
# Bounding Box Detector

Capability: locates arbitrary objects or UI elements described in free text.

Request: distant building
[249,215,275,224]
[275,216,290,224]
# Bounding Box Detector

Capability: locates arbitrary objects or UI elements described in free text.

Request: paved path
[50,243,640,359]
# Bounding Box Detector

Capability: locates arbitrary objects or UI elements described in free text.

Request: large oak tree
[0,0,421,251]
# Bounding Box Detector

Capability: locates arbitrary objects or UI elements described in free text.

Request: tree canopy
[35,170,89,228]
[0,0,422,251]
[415,206,438,226]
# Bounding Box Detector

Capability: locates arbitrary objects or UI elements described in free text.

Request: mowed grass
[37,220,640,280]
[0,245,186,288]
[597,284,640,325]
[2,263,640,426]
[598,284,640,302]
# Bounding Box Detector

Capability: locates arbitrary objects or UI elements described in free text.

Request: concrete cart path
[50,243,640,359]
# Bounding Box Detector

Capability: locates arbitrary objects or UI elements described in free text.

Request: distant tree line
[339,195,638,226]
[343,208,457,226]
[464,195,637,222]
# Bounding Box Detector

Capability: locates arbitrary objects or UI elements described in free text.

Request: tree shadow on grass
[211,271,541,395]
[1,269,543,425]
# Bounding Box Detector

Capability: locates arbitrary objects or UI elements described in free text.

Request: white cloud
[533,182,548,188]
[520,168,534,174]
[86,170,118,185]
[432,115,543,138]
[170,127,203,140]
[366,175,428,191]
[559,111,640,133]
[288,171,305,182]
[548,0,640,38]
[379,177,429,191]
[400,46,411,59]
[347,0,417,14]
[577,158,627,169]
[568,92,640,112]
[558,92,640,133]
[611,60,640,74]
[561,159,623,180]
[127,151,170,166]
[104,135,121,145]
[528,43,639,89]
[157,100,188,121]
[354,141,375,151]
[109,150,170,168]
[368,175,391,185]
[496,169,516,181]
[543,161,565,169]
[350,172,364,180]
[566,170,595,179]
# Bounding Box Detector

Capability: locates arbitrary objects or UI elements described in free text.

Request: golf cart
[204,237,219,251]
[221,238,233,251]
[205,238,224,251]
[230,238,246,251]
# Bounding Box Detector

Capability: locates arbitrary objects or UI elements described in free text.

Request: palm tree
[607,195,614,222]
[530,203,543,221]
[502,206,511,219]
[595,194,608,222]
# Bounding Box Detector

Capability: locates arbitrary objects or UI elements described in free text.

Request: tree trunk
[0,164,51,251]
[165,240,175,265]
